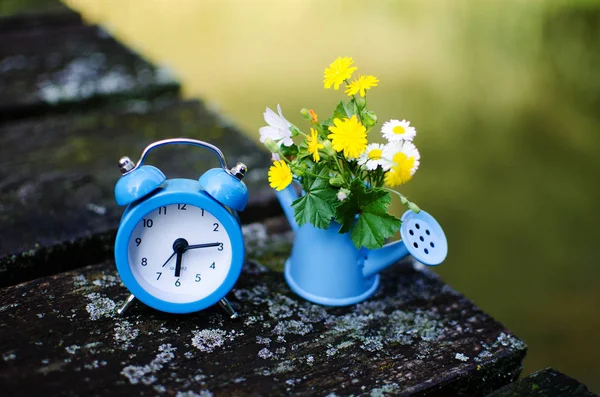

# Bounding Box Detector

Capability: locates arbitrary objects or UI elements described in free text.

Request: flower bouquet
[260,57,422,250]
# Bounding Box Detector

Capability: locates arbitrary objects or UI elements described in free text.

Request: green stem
[383,188,420,213]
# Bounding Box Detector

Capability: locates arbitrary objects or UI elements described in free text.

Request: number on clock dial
[127,203,233,304]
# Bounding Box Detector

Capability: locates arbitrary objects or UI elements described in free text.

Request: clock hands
[172,238,189,278]
[185,242,221,250]
[166,238,221,278]
[161,252,176,268]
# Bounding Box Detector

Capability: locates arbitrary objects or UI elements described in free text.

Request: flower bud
[289,125,301,137]
[408,202,421,213]
[322,139,336,157]
[329,175,344,187]
[300,108,311,120]
[337,188,350,202]
[264,138,280,154]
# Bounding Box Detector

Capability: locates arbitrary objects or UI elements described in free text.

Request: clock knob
[229,162,247,180]
[119,156,135,174]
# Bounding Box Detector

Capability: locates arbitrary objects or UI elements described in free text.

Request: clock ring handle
[121,138,230,175]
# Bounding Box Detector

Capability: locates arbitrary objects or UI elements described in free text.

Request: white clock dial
[127,203,233,303]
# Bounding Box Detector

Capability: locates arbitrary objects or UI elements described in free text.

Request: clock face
[127,203,233,304]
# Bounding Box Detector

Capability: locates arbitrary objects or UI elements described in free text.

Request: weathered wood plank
[0,23,179,121]
[0,0,81,32]
[0,218,526,396]
[0,100,276,287]
[487,368,598,397]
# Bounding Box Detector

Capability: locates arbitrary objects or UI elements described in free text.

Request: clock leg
[218,297,238,319]
[117,294,137,316]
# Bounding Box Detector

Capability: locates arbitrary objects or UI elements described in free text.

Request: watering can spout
[274,184,300,232]
[363,240,410,279]
[362,209,449,279]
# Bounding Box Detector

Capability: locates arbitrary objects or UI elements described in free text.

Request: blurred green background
[65,0,600,391]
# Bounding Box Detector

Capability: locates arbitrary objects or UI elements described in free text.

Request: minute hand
[184,242,221,251]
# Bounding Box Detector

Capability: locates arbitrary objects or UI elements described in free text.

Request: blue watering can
[275,184,448,306]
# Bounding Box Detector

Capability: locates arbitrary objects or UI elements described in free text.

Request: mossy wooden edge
[486,368,598,397]
[0,24,181,122]
[0,218,526,396]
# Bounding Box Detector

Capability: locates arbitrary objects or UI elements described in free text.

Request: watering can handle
[274,181,301,232]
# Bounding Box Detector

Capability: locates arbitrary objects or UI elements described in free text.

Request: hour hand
[184,242,221,250]
[174,251,183,278]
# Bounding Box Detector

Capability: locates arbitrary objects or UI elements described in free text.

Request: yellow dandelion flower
[383,141,420,187]
[268,160,293,191]
[307,128,324,162]
[327,115,367,159]
[345,75,379,97]
[323,57,358,90]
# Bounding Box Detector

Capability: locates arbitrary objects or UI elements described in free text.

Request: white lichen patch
[73,275,88,288]
[242,223,268,250]
[2,353,16,361]
[121,344,176,385]
[85,293,116,320]
[370,382,400,396]
[275,347,286,355]
[273,320,313,336]
[191,329,241,353]
[495,332,526,350]
[455,352,469,362]
[337,341,355,350]
[256,336,271,346]
[175,391,213,397]
[233,285,269,305]
[273,360,295,374]
[306,355,315,365]
[65,345,80,355]
[37,56,138,104]
[83,360,107,370]
[258,347,274,359]
[243,314,264,326]
[267,293,297,320]
[360,336,384,352]
[86,203,107,216]
[91,274,121,288]
[114,321,140,349]
[297,304,329,323]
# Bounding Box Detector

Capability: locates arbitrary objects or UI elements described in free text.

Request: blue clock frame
[114,178,245,314]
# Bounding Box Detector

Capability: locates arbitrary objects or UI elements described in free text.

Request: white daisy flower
[259,104,294,147]
[357,143,388,171]
[382,141,421,187]
[381,119,416,142]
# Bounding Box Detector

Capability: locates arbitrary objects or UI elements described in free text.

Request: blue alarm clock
[113,138,248,318]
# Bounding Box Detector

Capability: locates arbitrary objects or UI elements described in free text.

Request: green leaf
[335,180,400,249]
[354,96,366,110]
[361,110,377,130]
[280,143,298,157]
[295,139,312,161]
[333,101,355,121]
[321,117,334,128]
[351,211,400,250]
[292,163,338,229]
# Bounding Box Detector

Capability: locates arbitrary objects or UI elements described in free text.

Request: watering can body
[275,183,448,306]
